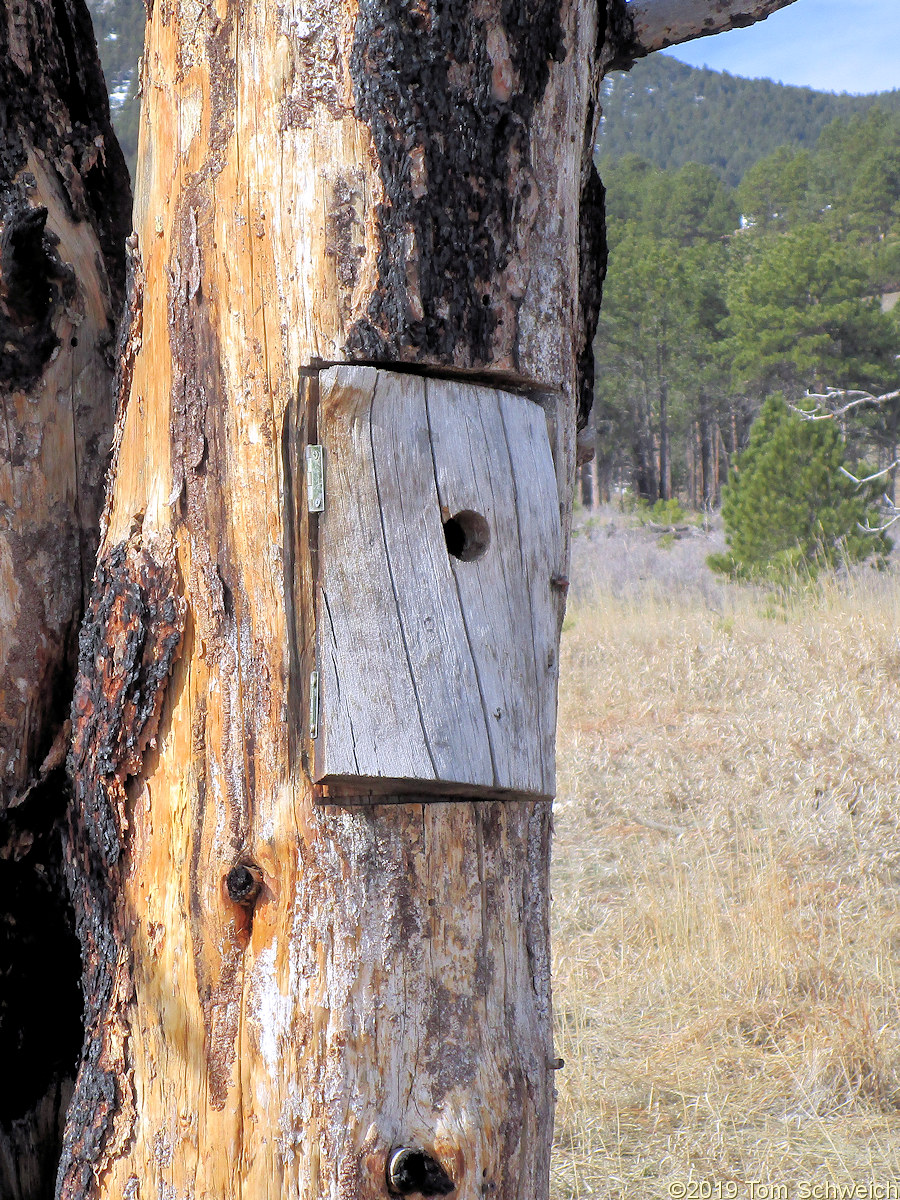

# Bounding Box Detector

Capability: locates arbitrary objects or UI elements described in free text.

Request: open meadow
[550,510,900,1197]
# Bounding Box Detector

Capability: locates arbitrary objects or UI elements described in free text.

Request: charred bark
[59,530,184,1198]
[0,0,130,807]
[0,2,131,1196]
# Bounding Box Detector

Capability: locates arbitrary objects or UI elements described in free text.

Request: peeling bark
[59,530,184,1198]
[0,0,130,809]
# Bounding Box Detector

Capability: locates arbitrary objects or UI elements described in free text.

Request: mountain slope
[598,54,900,185]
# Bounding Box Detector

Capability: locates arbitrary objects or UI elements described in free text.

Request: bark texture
[55,1,804,1197]
[62,0,612,1196]
[615,0,800,61]
[0,2,130,1197]
[0,0,129,809]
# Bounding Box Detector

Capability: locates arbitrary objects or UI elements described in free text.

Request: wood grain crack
[369,375,439,779]
[423,378,498,789]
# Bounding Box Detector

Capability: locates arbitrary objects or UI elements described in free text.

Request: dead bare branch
[625,0,801,57]
[840,461,900,486]
[859,510,900,534]
[854,489,900,534]
[790,388,900,421]
[789,389,900,533]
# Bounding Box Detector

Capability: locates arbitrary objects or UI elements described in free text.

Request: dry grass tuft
[551,518,900,1197]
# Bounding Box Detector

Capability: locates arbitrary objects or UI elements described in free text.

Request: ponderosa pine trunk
[57,4,609,1194]
[0,3,129,1197]
[0,1,803,1197]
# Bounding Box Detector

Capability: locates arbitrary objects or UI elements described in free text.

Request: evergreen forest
[593,107,900,512]
[598,54,900,185]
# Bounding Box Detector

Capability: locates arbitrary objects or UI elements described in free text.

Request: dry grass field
[550,511,900,1198]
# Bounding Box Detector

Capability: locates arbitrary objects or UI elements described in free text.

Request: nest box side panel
[425,379,562,798]
[367,370,497,784]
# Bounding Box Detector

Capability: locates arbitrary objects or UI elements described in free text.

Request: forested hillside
[599,55,900,186]
[88,7,900,197]
[593,109,900,508]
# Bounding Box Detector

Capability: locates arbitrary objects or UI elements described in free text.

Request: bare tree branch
[788,387,900,534]
[859,507,900,534]
[790,387,900,420]
[624,0,801,57]
[840,462,900,486]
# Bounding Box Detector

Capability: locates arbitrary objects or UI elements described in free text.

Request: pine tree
[725,225,898,397]
[708,394,891,580]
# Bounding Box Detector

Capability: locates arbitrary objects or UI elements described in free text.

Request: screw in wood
[225,863,262,906]
[386,1148,455,1197]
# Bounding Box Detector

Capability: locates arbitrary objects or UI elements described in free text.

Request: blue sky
[663,0,900,96]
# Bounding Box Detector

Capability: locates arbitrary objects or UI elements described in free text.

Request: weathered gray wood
[426,378,552,797]
[499,389,564,794]
[369,369,494,784]
[312,366,562,800]
[314,365,434,782]
[623,0,799,57]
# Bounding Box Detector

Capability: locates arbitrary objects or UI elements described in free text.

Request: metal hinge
[306,444,324,512]
[309,669,320,740]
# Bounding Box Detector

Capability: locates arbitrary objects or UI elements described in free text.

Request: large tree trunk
[0,0,804,1196]
[58,2,608,1196]
[0,2,130,1197]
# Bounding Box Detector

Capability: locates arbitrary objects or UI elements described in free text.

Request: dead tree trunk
[0,0,803,1196]
[0,3,130,1197]
[59,2,606,1194]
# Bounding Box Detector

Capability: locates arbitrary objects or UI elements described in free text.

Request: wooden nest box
[304,365,562,803]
